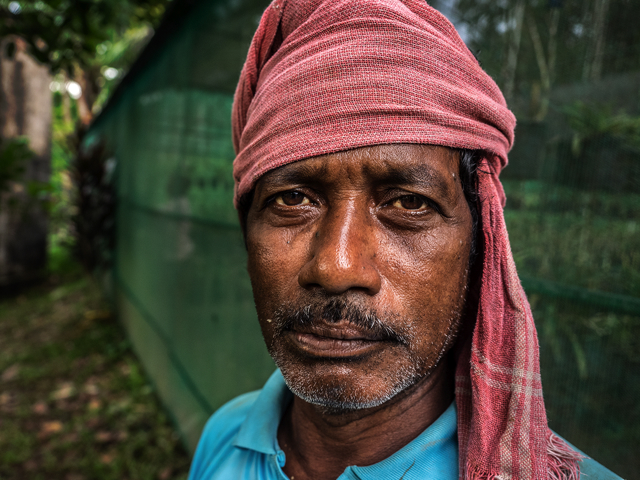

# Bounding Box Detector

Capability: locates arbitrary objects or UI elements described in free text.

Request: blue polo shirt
[188,370,459,480]
[188,370,622,480]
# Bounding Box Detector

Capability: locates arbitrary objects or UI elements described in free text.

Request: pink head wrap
[232,1,582,479]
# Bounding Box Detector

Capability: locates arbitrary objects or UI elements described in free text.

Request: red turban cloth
[232,1,583,479]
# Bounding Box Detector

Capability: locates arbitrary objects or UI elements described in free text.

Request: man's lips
[285,323,388,358]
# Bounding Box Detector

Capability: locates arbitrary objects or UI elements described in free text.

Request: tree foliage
[562,101,640,154]
[431,0,640,120]
[0,0,171,121]
[0,0,168,74]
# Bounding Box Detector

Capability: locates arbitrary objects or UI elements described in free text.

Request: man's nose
[297,202,382,295]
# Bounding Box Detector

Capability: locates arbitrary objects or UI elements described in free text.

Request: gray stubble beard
[267,304,463,413]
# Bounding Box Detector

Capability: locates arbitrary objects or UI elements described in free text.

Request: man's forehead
[258,144,459,191]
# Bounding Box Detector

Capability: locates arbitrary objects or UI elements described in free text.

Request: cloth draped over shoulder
[231,1,583,479]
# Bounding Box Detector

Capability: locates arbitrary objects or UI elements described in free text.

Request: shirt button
[276,451,286,467]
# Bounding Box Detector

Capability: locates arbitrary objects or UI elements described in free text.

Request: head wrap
[231,1,583,478]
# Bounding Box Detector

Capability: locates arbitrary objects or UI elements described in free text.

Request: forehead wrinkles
[260,145,460,198]
[359,145,460,201]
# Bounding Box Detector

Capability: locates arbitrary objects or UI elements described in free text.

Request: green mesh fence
[85,0,275,451]
[86,0,639,476]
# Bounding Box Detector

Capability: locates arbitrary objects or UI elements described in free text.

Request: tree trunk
[527,8,560,122]
[501,0,526,102]
[589,0,609,81]
[582,0,609,81]
[581,0,594,81]
[0,37,52,289]
[74,67,99,125]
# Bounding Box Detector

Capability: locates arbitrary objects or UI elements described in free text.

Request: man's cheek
[248,242,299,326]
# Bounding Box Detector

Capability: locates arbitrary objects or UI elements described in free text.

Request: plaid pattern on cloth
[231,1,583,479]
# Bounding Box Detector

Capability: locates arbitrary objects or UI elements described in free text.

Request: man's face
[246,144,473,410]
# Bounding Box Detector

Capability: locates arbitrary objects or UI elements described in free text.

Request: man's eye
[392,195,427,211]
[275,191,310,206]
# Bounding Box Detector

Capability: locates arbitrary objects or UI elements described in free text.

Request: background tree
[0,0,170,288]
[432,0,640,121]
[0,0,168,123]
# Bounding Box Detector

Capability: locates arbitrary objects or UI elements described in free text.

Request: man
[189,1,619,479]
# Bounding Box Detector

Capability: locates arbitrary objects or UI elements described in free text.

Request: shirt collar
[233,370,293,454]
[348,399,458,479]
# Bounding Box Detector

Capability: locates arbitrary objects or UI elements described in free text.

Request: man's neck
[277,361,454,480]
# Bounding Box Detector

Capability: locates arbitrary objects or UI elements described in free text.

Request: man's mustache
[273,298,410,345]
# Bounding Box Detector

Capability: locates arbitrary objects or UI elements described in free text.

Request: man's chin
[275,358,421,413]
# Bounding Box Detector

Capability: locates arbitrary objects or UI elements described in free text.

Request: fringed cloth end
[547,433,584,480]
[463,463,503,480]
[463,434,584,480]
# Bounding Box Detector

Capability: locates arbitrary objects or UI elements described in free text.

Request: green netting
[86,0,639,476]
[85,0,274,451]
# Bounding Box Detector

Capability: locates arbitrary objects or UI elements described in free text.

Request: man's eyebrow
[367,162,455,199]
[260,162,328,187]
[259,157,456,199]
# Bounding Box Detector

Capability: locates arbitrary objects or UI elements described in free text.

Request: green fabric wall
[88,0,274,451]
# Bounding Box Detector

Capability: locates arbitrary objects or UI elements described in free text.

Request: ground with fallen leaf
[0,266,191,479]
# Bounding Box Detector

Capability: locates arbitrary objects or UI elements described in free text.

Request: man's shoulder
[188,390,261,479]
[198,389,260,447]
[557,434,624,480]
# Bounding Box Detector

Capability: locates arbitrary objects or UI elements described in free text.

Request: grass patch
[0,265,191,479]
